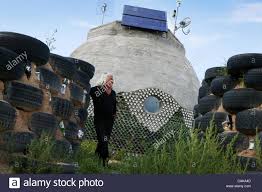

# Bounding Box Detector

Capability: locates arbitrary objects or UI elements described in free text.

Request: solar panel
[121,5,168,32]
[122,15,167,32]
[123,5,167,21]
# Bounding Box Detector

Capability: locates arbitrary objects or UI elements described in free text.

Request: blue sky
[1,0,262,81]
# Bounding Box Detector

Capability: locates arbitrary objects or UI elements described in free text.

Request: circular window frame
[143,95,163,114]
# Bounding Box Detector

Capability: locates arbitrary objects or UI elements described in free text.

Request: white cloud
[69,19,96,28]
[231,2,262,23]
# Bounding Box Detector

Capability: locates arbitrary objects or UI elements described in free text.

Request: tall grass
[10,126,254,174]
[12,133,72,173]
[117,127,245,174]
[255,133,262,171]
[76,125,247,174]
[75,140,106,173]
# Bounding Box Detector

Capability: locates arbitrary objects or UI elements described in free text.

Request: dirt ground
[238,149,256,158]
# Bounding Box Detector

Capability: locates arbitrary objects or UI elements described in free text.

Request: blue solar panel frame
[121,5,168,32]
[123,5,167,21]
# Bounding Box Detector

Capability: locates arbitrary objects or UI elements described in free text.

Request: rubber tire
[193,116,202,130]
[52,139,72,158]
[0,101,16,132]
[0,32,50,65]
[74,108,88,124]
[193,104,200,119]
[64,121,79,141]
[202,79,210,87]
[0,47,26,81]
[244,68,262,91]
[37,67,61,93]
[70,83,84,104]
[50,53,76,79]
[0,131,35,153]
[67,57,95,79]
[198,95,221,115]
[193,112,228,133]
[73,70,91,90]
[227,53,262,76]
[197,132,205,141]
[222,88,262,114]
[210,76,237,97]
[204,67,227,81]
[236,109,262,135]
[29,112,58,137]
[238,156,257,171]
[218,132,249,152]
[6,81,43,112]
[51,97,73,119]
[198,84,211,101]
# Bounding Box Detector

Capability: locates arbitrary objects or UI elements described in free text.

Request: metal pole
[101,3,107,24]
[174,1,181,34]
[174,7,179,33]
[102,13,105,24]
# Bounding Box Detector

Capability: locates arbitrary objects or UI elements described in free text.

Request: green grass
[255,133,262,170]
[75,140,105,173]
[11,133,73,174]
[75,140,122,174]
[10,125,260,174]
[117,127,245,174]
[76,126,249,174]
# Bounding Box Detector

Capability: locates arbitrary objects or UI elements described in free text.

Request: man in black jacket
[90,73,116,166]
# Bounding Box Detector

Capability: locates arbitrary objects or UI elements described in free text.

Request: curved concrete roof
[71,21,200,110]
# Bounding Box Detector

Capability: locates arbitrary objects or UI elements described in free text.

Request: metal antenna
[173,0,191,35]
[101,3,107,24]
[174,0,182,33]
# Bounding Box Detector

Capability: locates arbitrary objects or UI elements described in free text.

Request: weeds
[76,126,248,174]
[255,133,262,170]
[117,127,245,174]
[10,126,261,174]
[75,140,105,173]
[12,133,73,174]
[45,29,57,51]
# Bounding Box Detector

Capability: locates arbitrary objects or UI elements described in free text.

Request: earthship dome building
[71,5,200,152]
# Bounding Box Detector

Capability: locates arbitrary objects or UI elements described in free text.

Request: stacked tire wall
[193,53,262,170]
[0,32,94,162]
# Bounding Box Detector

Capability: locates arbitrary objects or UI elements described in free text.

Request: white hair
[96,72,113,86]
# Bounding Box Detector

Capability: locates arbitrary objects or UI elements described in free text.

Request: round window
[144,96,162,113]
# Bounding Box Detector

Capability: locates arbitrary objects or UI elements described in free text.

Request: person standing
[90,73,117,166]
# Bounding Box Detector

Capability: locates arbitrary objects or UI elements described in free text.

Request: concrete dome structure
[71,21,200,111]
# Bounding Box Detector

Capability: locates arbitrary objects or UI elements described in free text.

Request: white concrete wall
[71,21,200,110]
